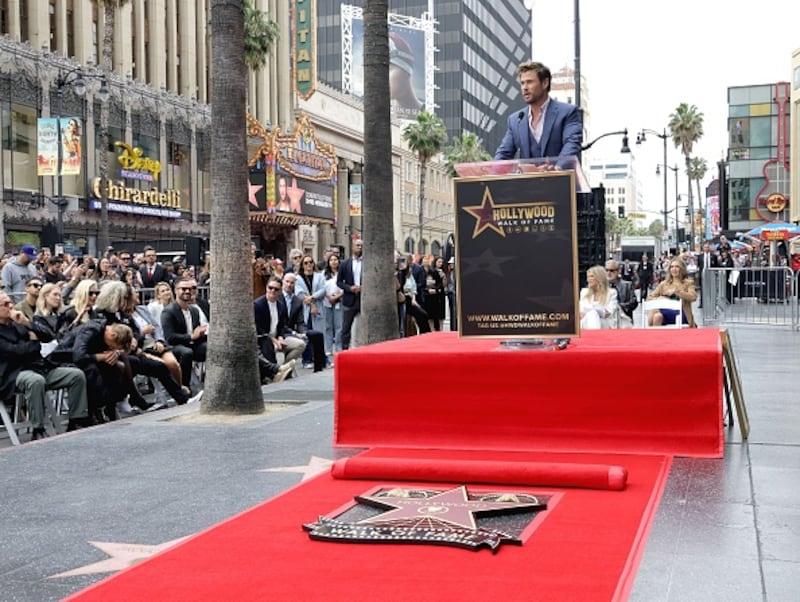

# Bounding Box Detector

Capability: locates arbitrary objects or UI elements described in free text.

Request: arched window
[431,240,441,257]
[404,237,415,254]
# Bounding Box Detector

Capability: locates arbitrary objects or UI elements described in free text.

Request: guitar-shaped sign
[754,81,791,221]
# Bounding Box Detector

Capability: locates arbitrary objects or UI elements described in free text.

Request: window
[2,103,38,191]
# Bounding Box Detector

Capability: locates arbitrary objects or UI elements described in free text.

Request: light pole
[581,129,630,153]
[657,163,679,246]
[53,67,109,244]
[636,128,669,230]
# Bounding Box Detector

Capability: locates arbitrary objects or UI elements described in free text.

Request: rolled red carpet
[331,456,627,490]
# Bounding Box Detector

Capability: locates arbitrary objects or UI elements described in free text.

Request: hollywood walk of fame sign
[454,166,580,338]
[304,486,549,553]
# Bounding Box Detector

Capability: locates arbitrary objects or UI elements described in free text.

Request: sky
[528,0,800,216]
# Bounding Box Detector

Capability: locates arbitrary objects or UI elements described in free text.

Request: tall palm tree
[688,155,708,215]
[668,103,704,249]
[444,133,490,177]
[403,110,447,253]
[202,0,264,413]
[359,0,398,346]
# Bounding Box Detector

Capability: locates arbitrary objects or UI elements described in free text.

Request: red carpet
[68,449,672,602]
[335,330,723,457]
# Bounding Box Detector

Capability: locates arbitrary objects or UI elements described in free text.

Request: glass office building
[727,82,793,230]
[316,1,532,155]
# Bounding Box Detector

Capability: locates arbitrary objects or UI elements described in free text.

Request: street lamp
[636,128,669,230]
[53,66,110,244]
[581,129,630,153]
[656,163,680,246]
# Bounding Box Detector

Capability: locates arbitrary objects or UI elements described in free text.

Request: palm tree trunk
[685,156,695,251]
[417,158,427,253]
[695,177,704,240]
[98,4,114,252]
[202,0,263,413]
[361,0,398,345]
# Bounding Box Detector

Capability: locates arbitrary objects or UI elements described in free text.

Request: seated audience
[283,272,326,372]
[579,266,618,329]
[605,260,637,328]
[53,319,133,423]
[161,277,207,391]
[254,275,304,372]
[647,257,697,327]
[13,277,43,320]
[0,292,90,439]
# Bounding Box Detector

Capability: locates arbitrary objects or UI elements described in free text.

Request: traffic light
[618,206,625,218]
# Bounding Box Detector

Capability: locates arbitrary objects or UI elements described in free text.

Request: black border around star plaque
[454,171,580,338]
[303,486,559,553]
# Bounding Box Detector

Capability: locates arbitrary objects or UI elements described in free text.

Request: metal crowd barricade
[701,266,797,328]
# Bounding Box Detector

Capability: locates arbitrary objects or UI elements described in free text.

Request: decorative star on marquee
[356,486,543,531]
[258,455,333,481]
[286,177,306,212]
[462,187,505,238]
[248,179,263,208]
[49,537,188,578]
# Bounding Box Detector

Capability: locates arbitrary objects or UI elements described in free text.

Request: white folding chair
[641,298,684,328]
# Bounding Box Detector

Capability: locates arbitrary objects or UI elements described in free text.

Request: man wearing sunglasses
[161,277,207,391]
[253,276,302,381]
[13,278,43,320]
[0,292,90,439]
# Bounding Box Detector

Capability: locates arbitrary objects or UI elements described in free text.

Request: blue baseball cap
[20,245,38,260]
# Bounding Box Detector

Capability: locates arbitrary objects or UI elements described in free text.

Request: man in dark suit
[161,277,207,389]
[337,239,363,350]
[254,275,305,367]
[494,61,583,160]
[636,255,654,299]
[605,260,638,327]
[139,245,167,288]
[697,242,718,308]
[280,273,326,372]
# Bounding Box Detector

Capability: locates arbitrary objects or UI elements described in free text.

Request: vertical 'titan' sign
[293,0,317,100]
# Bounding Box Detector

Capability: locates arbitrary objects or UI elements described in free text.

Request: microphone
[517,111,524,121]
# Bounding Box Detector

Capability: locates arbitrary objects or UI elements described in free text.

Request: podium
[452,156,589,339]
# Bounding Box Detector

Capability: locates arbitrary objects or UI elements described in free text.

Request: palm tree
[688,156,708,225]
[359,0,398,346]
[444,133,491,177]
[243,0,280,69]
[403,110,447,253]
[668,103,704,249]
[200,0,264,413]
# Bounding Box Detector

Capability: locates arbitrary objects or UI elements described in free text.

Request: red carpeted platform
[335,329,723,458]
[67,449,672,602]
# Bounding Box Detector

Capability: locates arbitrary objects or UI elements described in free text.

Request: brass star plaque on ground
[304,486,549,552]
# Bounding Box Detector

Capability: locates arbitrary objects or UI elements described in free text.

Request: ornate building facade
[0,0,451,260]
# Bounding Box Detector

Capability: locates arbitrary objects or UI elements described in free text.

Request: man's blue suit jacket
[494,99,583,160]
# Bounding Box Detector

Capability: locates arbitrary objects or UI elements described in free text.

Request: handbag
[396,290,406,304]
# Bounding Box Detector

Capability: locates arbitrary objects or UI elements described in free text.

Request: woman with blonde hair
[31,283,68,342]
[147,281,174,325]
[647,257,697,327]
[60,279,100,334]
[579,266,618,329]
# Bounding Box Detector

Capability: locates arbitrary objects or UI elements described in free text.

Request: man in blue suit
[494,61,583,160]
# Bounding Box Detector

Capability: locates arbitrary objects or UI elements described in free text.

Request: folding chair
[641,298,684,328]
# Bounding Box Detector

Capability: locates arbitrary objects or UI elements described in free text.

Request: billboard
[342,5,435,121]
[37,117,82,176]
